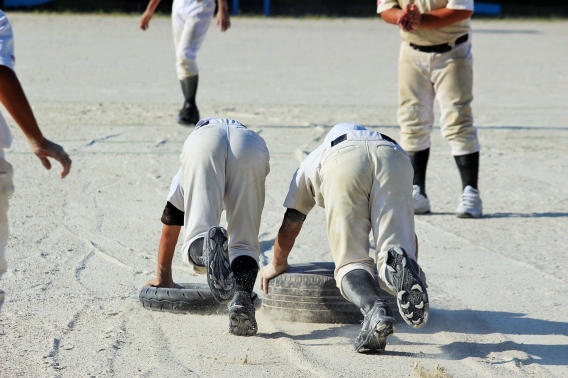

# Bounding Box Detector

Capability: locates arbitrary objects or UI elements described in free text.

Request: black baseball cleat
[176,103,200,126]
[228,291,258,336]
[385,247,429,329]
[204,226,234,303]
[354,299,396,353]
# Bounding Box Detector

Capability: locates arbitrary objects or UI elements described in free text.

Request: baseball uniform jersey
[284,123,419,292]
[166,118,270,273]
[0,10,16,279]
[377,0,479,156]
[172,0,216,79]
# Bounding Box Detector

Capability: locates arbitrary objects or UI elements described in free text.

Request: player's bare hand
[259,262,289,294]
[28,137,72,179]
[139,11,154,31]
[143,276,176,288]
[216,9,231,32]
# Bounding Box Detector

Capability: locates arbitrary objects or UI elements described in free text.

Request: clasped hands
[398,4,421,32]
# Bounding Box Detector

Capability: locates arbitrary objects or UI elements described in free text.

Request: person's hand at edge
[259,262,290,294]
[27,137,72,179]
[216,0,231,32]
[144,276,176,288]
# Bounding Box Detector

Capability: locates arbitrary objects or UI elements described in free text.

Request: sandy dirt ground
[0,13,567,378]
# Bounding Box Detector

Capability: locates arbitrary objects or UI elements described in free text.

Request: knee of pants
[176,57,198,79]
[441,122,480,155]
[0,159,14,199]
[335,261,374,297]
[398,106,434,152]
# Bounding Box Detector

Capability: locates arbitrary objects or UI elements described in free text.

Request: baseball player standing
[0,11,72,311]
[139,0,231,125]
[144,118,270,336]
[260,123,429,353]
[378,0,482,218]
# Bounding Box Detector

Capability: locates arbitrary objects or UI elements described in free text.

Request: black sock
[454,151,479,190]
[408,148,430,197]
[180,75,198,107]
[188,237,205,266]
[340,269,382,314]
[231,256,259,294]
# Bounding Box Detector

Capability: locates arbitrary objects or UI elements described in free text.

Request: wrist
[272,259,288,268]
[26,135,46,148]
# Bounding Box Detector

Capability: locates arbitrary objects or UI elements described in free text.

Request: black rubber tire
[139,283,261,314]
[139,283,220,313]
[261,262,396,324]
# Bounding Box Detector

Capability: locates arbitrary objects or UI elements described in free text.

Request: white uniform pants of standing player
[398,40,480,156]
[179,122,270,273]
[319,138,418,293]
[172,0,216,80]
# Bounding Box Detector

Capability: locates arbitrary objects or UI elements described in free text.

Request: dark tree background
[4,0,568,17]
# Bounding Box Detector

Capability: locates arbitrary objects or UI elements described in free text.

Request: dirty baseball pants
[172,0,215,79]
[319,138,418,292]
[179,122,270,273]
[0,150,14,279]
[398,41,480,156]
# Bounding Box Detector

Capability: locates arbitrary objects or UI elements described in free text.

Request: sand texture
[0,14,567,377]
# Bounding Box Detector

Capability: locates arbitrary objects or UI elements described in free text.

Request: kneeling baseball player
[144,118,270,336]
[260,123,429,352]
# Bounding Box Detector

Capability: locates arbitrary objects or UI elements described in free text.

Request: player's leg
[0,154,14,312]
[433,43,482,218]
[369,141,429,329]
[179,125,232,301]
[224,125,270,336]
[397,43,436,213]
[172,1,214,125]
[319,141,394,352]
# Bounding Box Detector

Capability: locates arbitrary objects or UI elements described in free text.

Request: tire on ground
[261,262,396,324]
[139,283,220,313]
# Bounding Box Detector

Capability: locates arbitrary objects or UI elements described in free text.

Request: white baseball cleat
[456,185,483,218]
[412,185,431,214]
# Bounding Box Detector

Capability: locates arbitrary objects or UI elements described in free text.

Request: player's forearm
[0,66,44,144]
[145,0,162,13]
[418,9,472,29]
[380,7,403,25]
[155,224,181,280]
[217,0,229,13]
[273,219,302,267]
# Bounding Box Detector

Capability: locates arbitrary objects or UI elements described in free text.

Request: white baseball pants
[179,123,270,273]
[397,41,480,156]
[318,139,418,292]
[0,151,14,279]
[172,0,216,79]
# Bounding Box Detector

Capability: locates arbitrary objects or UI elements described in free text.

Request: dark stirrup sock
[454,151,479,190]
[340,269,382,314]
[408,148,430,196]
[180,75,199,107]
[231,256,259,294]
[188,237,205,266]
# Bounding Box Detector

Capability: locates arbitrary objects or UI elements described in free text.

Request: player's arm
[259,209,306,294]
[381,5,472,31]
[216,0,231,32]
[416,8,472,29]
[139,0,162,31]
[144,202,184,288]
[380,6,405,26]
[0,66,71,178]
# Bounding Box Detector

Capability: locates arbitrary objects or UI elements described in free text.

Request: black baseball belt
[409,34,468,54]
[331,133,398,147]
